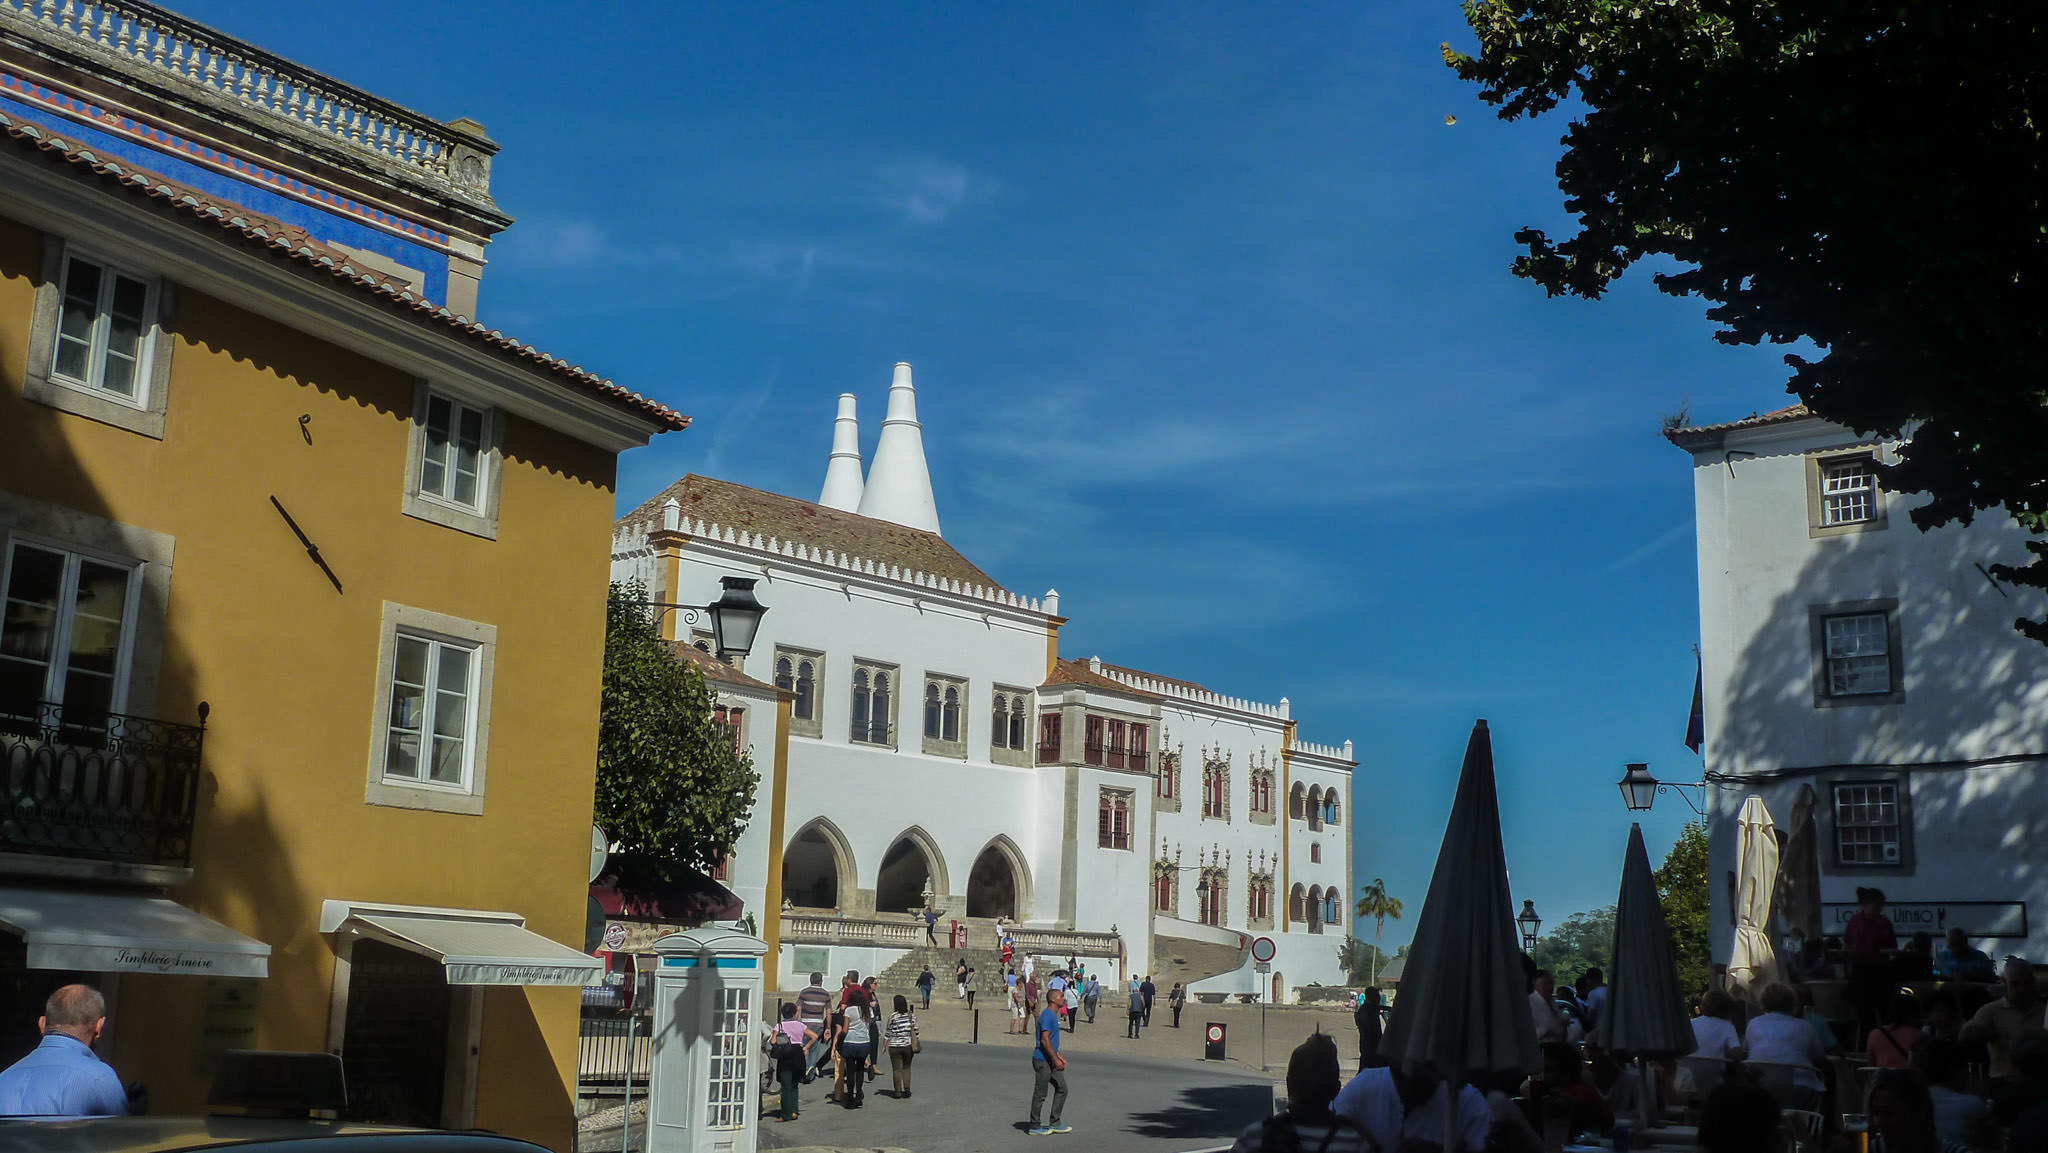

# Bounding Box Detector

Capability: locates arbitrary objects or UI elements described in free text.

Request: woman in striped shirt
[884,995,921,1098]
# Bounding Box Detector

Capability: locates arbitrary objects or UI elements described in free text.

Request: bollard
[621,1010,635,1153]
[972,1008,980,1044]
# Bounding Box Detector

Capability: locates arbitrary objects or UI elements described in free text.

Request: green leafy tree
[1337,937,1405,986]
[594,581,760,891]
[1445,3,2048,638]
[1355,878,1405,985]
[1531,905,1616,989]
[1656,821,1712,1000]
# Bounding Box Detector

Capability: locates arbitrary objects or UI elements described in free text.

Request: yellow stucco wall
[0,217,618,1150]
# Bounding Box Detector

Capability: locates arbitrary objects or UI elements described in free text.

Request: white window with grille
[1820,458,1879,526]
[1824,612,1892,696]
[705,986,752,1129]
[1833,782,1902,865]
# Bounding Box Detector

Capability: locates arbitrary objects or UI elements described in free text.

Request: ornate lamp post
[1517,900,1542,953]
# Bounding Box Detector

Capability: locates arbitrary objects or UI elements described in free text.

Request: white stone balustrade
[0,0,487,195]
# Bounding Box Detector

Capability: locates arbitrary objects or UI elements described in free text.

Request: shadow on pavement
[1125,1083,1271,1139]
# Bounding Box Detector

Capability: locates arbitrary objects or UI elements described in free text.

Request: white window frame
[1820,458,1878,526]
[365,602,496,815]
[22,236,174,439]
[1806,449,1888,537]
[401,382,502,540]
[1832,781,1903,867]
[0,536,144,722]
[1809,600,1904,707]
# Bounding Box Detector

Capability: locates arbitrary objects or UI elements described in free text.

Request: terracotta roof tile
[621,475,1005,592]
[0,110,687,433]
[1043,658,1160,697]
[1664,403,1812,443]
[665,641,780,693]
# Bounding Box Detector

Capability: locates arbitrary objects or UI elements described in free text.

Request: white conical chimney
[818,393,865,511]
[856,362,940,533]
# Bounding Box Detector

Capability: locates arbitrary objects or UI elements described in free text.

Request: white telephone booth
[645,926,769,1153]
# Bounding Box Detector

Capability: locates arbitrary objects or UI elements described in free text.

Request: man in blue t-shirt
[1027,987,1070,1135]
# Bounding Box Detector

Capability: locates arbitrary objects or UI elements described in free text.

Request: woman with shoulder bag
[770,1003,818,1121]
[885,994,921,1098]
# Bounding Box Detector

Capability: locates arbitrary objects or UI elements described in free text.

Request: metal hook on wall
[298,414,313,445]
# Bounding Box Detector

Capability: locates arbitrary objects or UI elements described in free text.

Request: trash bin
[1204,1021,1227,1061]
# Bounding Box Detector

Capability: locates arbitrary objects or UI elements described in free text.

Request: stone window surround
[364,601,497,816]
[921,671,967,759]
[1201,757,1231,822]
[1248,769,1276,825]
[401,381,504,541]
[1805,447,1889,539]
[989,685,1031,767]
[1096,785,1135,850]
[22,234,176,440]
[1155,751,1182,813]
[850,658,899,748]
[1808,598,1905,708]
[0,492,175,719]
[1815,768,1917,876]
[773,646,824,739]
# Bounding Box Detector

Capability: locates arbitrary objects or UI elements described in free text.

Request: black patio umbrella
[1602,822,1698,1130]
[1378,719,1539,1151]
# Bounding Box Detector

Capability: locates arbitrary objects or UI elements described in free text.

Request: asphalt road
[759,1041,1278,1153]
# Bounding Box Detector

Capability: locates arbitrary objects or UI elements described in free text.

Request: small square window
[402,384,501,539]
[1833,782,1902,866]
[366,602,495,815]
[23,239,174,438]
[1824,612,1891,695]
[1820,459,1878,526]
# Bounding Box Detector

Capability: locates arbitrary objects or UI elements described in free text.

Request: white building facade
[1672,405,2048,968]
[613,365,1356,999]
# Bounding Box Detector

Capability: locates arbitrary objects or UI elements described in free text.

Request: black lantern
[1517,900,1542,952]
[1618,762,1659,812]
[708,576,766,662]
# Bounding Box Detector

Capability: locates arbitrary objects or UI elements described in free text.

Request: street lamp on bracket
[1516,900,1542,953]
[1617,762,1707,816]
[625,575,768,664]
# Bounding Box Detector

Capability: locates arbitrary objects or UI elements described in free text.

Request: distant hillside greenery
[1531,822,1711,1001]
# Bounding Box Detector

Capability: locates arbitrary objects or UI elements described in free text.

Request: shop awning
[321,900,601,986]
[0,888,270,978]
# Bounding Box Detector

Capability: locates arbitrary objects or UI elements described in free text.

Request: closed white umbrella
[1727,795,1779,996]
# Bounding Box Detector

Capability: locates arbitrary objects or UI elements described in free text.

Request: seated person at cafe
[1541,1042,1613,1137]
[1937,928,1998,983]
[1921,987,1964,1042]
[1866,1068,1947,1153]
[1793,981,1841,1054]
[1957,958,2048,1122]
[1691,988,1744,1061]
[1783,929,1836,981]
[1696,1083,1782,1153]
[1741,982,1827,1110]
[1914,1036,1995,1152]
[1898,931,1939,982]
[1868,989,1926,1069]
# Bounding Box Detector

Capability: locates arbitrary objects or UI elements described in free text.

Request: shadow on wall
[1713,498,2048,949]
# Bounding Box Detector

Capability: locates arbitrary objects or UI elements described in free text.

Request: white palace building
[612,364,1356,1000]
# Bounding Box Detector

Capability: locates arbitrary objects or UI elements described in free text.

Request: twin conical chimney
[855,363,941,534]
[818,393,865,511]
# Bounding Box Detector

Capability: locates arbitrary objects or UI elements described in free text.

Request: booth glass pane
[706,986,751,1129]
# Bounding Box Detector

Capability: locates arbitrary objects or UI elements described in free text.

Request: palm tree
[1355,877,1404,987]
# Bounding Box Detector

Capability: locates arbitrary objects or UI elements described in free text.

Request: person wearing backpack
[884,994,921,1098]
[770,1003,818,1122]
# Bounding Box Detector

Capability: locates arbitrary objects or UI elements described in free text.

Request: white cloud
[875,156,993,224]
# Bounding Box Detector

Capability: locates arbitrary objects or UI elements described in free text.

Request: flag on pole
[1683,652,1705,754]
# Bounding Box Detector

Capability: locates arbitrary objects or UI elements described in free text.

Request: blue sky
[187,1,1799,947]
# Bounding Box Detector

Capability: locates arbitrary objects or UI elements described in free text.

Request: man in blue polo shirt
[1027,987,1070,1136]
[0,985,129,1117]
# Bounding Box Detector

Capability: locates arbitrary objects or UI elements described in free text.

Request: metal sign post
[1254,959,1271,1069]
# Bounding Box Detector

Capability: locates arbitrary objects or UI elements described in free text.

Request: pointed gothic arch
[876,825,951,914]
[966,834,1032,919]
[783,817,856,911]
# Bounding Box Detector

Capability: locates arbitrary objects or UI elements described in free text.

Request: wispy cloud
[875,156,995,224]
[1607,520,1694,571]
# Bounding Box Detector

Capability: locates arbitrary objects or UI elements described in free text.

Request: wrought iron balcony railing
[0,700,206,868]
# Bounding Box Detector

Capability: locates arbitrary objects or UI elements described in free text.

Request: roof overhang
[0,145,676,453]
[321,899,600,986]
[0,887,270,978]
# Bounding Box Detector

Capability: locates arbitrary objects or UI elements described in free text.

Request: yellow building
[0,6,681,1146]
